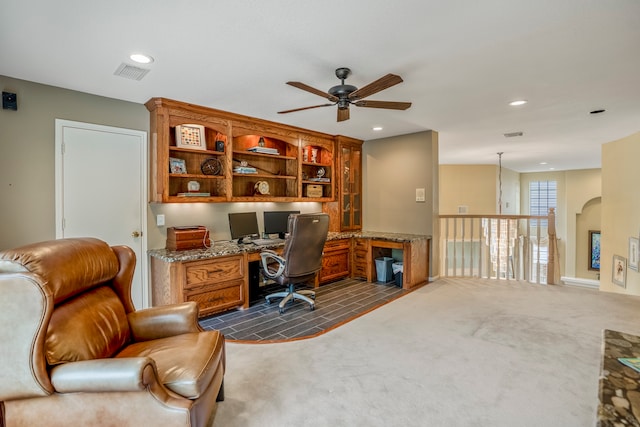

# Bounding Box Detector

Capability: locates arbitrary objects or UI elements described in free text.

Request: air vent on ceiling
[503,131,523,138]
[114,63,150,81]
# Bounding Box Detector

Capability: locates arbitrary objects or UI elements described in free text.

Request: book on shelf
[233,166,258,174]
[247,146,279,155]
[176,192,211,197]
[308,177,331,182]
[618,358,640,372]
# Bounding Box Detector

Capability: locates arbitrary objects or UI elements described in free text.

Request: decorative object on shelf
[254,180,270,195]
[305,146,320,163]
[233,160,258,174]
[612,255,627,287]
[247,146,279,155]
[308,167,330,182]
[629,237,639,271]
[187,180,200,192]
[306,184,323,198]
[214,132,226,152]
[169,157,187,174]
[176,192,210,197]
[589,230,601,271]
[175,124,206,150]
[201,157,222,175]
[258,136,266,147]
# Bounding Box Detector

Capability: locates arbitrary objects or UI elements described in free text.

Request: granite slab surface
[149,230,430,262]
[598,329,640,426]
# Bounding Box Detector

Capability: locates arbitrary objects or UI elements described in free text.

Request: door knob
[132,231,141,238]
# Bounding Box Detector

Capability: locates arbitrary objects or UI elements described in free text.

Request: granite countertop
[598,329,640,426]
[149,230,430,262]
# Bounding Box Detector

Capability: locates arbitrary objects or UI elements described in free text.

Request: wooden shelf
[146,97,345,203]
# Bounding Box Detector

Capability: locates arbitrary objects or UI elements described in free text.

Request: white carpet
[212,278,640,427]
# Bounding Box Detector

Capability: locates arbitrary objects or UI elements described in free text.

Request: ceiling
[2,0,639,173]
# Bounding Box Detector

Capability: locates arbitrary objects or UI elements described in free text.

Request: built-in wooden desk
[148,231,431,316]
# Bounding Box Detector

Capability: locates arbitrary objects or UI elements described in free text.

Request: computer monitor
[263,210,300,239]
[228,212,260,243]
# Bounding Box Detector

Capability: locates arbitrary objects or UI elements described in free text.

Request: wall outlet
[156,214,165,226]
[415,188,426,202]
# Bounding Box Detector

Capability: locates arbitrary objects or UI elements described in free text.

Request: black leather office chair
[260,213,329,314]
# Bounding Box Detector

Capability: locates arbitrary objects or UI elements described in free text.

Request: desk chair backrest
[281,213,329,278]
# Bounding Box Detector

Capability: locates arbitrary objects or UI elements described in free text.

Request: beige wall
[439,165,496,214]
[439,164,519,215]
[362,131,436,235]
[0,75,149,250]
[565,169,602,279]
[575,197,601,280]
[362,130,438,276]
[601,131,640,295]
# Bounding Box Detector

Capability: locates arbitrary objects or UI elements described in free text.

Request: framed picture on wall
[612,255,627,287]
[589,230,601,271]
[629,237,639,271]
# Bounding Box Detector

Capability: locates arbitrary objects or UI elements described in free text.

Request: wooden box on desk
[166,226,210,251]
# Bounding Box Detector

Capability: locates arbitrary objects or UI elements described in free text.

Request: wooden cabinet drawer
[185,279,244,317]
[324,238,350,251]
[319,249,349,283]
[184,256,244,288]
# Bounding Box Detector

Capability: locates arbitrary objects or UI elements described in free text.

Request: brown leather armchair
[0,237,225,427]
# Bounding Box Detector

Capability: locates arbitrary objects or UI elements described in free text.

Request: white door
[55,120,148,309]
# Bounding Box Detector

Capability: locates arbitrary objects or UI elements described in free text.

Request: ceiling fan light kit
[279,67,411,122]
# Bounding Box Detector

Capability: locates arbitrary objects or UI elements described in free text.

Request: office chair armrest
[260,250,285,279]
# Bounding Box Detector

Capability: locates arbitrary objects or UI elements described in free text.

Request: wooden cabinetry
[145,98,337,203]
[318,239,350,284]
[146,98,231,202]
[150,254,246,317]
[351,238,370,280]
[300,135,334,201]
[231,130,299,200]
[324,136,363,231]
[339,137,363,230]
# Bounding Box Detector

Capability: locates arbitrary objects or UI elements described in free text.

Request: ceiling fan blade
[353,100,412,110]
[278,103,334,114]
[348,74,404,100]
[286,82,339,102]
[337,107,350,122]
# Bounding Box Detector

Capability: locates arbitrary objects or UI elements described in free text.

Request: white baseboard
[560,276,599,289]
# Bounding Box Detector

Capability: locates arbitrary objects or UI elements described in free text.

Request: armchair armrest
[127,302,202,342]
[50,357,158,393]
[260,250,285,279]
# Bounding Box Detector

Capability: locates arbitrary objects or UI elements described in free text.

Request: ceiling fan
[278,67,411,122]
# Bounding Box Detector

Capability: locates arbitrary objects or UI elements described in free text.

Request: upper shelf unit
[145,98,341,203]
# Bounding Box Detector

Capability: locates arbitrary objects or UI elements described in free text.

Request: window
[529,180,557,226]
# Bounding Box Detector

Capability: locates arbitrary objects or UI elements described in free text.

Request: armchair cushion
[46,286,130,365]
[116,330,224,399]
[128,302,202,341]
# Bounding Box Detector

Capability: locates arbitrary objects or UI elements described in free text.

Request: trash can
[392,262,403,287]
[375,257,394,283]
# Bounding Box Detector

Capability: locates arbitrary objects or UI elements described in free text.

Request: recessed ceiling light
[130,53,154,64]
[540,162,548,165]
[372,126,383,131]
[509,100,527,106]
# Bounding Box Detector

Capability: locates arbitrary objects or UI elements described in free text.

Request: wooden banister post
[546,207,560,284]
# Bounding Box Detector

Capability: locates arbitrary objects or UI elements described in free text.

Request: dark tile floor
[199,278,410,342]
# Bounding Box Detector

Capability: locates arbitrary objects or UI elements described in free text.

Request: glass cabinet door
[340,143,362,230]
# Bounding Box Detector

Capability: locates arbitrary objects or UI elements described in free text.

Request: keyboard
[251,238,284,245]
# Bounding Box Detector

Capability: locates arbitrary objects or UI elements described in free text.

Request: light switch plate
[156,214,165,226]
[415,188,426,202]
